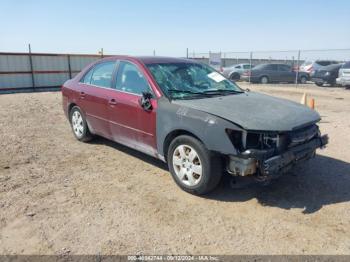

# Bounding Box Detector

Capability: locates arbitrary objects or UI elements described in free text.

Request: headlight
[226,129,284,152]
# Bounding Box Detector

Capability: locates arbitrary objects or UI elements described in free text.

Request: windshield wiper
[202,89,244,94]
[167,89,211,96]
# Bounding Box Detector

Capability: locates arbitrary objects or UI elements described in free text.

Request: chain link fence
[188,49,350,86]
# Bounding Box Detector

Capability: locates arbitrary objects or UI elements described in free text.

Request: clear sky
[1,0,350,57]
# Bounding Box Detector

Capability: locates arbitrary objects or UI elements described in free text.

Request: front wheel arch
[163,130,205,162]
[167,134,223,195]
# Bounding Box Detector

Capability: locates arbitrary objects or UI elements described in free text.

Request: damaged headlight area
[226,129,290,155]
[225,124,328,179]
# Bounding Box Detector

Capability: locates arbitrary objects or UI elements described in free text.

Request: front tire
[315,82,323,87]
[70,106,93,142]
[167,135,222,195]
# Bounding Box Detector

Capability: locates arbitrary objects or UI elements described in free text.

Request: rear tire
[299,76,307,84]
[70,106,94,142]
[167,135,222,195]
[260,76,269,84]
[315,82,323,87]
[230,73,240,81]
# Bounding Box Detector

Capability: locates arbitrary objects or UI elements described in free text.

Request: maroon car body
[62,56,328,195]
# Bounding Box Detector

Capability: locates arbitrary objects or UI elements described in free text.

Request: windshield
[146,62,243,99]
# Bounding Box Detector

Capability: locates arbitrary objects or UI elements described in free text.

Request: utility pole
[249,52,253,84]
[98,48,104,58]
[295,50,301,88]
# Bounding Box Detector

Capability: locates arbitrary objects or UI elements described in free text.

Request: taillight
[220,67,223,73]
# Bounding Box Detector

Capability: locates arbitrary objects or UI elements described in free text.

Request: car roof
[257,63,288,66]
[104,55,199,65]
[136,56,198,64]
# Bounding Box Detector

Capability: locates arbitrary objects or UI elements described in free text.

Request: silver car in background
[221,63,253,80]
[336,61,350,88]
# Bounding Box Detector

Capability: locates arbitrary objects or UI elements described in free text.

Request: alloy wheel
[72,111,84,138]
[172,144,202,187]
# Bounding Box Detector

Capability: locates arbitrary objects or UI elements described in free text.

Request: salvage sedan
[62,56,328,195]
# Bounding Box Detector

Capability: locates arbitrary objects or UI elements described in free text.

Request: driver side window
[115,61,153,95]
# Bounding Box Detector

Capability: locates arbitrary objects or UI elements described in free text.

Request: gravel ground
[0,83,350,255]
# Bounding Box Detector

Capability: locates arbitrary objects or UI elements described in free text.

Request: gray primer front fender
[156,97,242,159]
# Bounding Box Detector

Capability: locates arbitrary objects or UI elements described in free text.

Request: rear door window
[90,62,116,88]
[264,64,278,71]
[243,65,251,69]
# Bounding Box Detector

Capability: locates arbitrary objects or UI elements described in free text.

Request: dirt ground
[0,83,350,255]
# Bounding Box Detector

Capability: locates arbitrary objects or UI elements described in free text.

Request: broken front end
[226,124,328,181]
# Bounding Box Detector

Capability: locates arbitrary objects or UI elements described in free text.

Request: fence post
[249,51,253,84]
[186,48,189,58]
[28,44,35,90]
[295,50,301,88]
[67,54,72,79]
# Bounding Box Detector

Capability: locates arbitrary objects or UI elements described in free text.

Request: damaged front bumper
[227,134,329,179]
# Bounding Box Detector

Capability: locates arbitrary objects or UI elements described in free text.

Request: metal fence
[0,51,103,93]
[1,48,350,93]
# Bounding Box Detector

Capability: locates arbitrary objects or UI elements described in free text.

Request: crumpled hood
[172,92,320,131]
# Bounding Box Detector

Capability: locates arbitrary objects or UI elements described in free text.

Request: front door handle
[109,98,117,105]
[80,91,86,98]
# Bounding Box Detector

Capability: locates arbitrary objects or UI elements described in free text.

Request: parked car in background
[221,63,253,80]
[241,63,309,84]
[311,63,343,87]
[299,60,339,74]
[336,61,350,88]
[62,56,328,195]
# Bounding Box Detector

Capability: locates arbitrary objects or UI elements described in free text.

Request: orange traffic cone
[309,98,315,109]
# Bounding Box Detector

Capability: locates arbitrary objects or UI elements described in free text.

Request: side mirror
[139,92,153,111]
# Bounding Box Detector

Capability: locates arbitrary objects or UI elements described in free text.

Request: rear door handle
[109,98,117,105]
[80,91,86,98]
